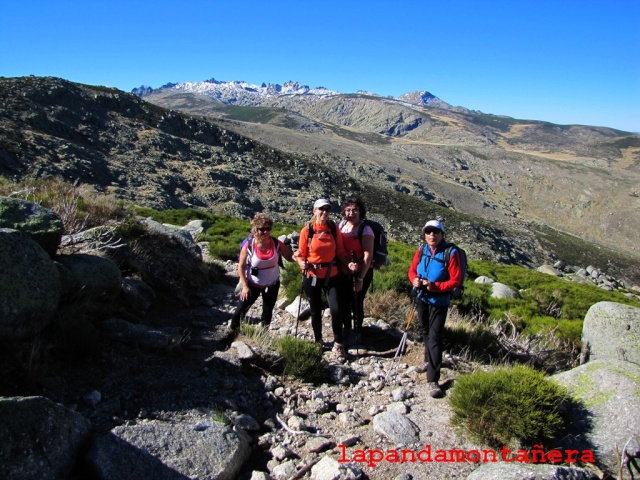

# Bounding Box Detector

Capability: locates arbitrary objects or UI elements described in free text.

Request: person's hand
[413,278,430,289]
[348,261,359,273]
[354,277,363,292]
[239,285,250,301]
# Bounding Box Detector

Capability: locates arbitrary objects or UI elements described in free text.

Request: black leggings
[416,301,449,383]
[231,280,280,328]
[303,275,342,344]
[339,268,373,333]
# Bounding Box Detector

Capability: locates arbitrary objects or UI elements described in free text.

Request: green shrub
[369,241,417,294]
[128,206,299,260]
[449,365,571,448]
[129,206,215,225]
[280,261,304,303]
[274,336,326,381]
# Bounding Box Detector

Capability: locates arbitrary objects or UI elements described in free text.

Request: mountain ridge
[138,77,640,260]
[1,75,639,285]
[132,77,637,132]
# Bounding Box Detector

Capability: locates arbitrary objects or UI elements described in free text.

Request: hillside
[1,75,639,284]
[141,80,640,259]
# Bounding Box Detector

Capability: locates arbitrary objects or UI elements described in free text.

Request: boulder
[285,295,311,319]
[490,282,520,299]
[124,217,207,295]
[553,359,640,475]
[536,264,562,277]
[0,396,91,480]
[0,197,63,257]
[57,253,122,302]
[372,411,420,444]
[121,276,156,313]
[310,455,363,480]
[181,219,210,238]
[474,275,495,284]
[86,420,251,480]
[0,228,60,340]
[582,302,640,364]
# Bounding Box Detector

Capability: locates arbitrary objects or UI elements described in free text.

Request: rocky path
[1,261,484,479]
[194,263,483,479]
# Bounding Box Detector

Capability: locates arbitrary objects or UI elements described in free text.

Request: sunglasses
[344,208,359,213]
[318,206,331,212]
[424,229,442,235]
[257,227,272,232]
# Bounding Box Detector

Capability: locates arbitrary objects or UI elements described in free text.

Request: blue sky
[2,0,639,132]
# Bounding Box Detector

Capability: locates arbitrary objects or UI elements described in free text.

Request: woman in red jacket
[407,219,462,398]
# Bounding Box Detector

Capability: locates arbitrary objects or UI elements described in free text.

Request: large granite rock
[57,253,122,302]
[553,359,640,475]
[0,396,91,480]
[0,228,60,340]
[87,420,251,480]
[0,196,63,257]
[582,301,640,364]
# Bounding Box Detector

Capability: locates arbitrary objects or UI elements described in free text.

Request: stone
[0,396,91,480]
[87,419,250,480]
[372,411,420,444]
[310,455,362,480]
[553,359,640,475]
[582,301,640,364]
[490,282,520,299]
[0,197,63,257]
[536,264,562,276]
[57,253,122,301]
[285,295,311,319]
[474,275,495,284]
[0,228,60,340]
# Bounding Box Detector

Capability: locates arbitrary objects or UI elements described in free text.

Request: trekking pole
[351,251,359,355]
[295,263,307,338]
[379,295,417,391]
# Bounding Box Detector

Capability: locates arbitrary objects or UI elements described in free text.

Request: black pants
[339,268,373,333]
[416,301,449,383]
[303,275,342,344]
[231,280,280,328]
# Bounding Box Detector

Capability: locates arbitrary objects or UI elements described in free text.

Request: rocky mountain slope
[1,75,639,284]
[139,78,640,258]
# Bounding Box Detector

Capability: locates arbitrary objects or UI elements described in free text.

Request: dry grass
[364,290,414,329]
[0,176,130,234]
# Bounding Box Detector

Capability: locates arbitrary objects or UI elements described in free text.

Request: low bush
[449,364,571,448]
[274,336,326,381]
[365,290,414,329]
[0,176,130,234]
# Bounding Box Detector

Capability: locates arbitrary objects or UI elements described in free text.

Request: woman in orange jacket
[294,198,354,360]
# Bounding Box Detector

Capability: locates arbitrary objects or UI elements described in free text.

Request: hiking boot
[415,362,429,373]
[427,381,444,399]
[333,343,346,361]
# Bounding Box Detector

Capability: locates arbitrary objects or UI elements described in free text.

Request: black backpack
[340,219,389,269]
[419,242,467,299]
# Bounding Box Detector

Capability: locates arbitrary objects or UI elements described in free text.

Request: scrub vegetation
[449,365,572,448]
